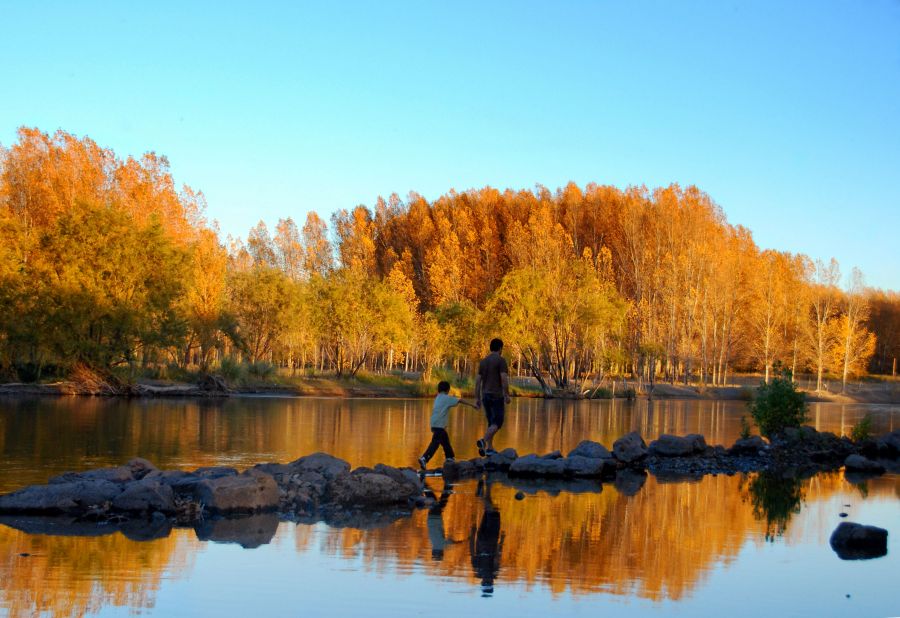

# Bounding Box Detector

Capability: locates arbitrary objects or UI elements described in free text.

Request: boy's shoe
[418,456,428,470]
[476,439,486,457]
[445,457,455,464]
[485,449,498,457]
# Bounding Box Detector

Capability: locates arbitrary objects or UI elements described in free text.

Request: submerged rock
[829,522,888,560]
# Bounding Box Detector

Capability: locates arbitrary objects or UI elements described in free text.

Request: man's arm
[501,371,511,404]
[474,375,482,409]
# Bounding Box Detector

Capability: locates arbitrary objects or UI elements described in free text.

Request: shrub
[218,357,245,383]
[739,416,752,440]
[590,387,613,399]
[247,360,276,380]
[850,414,873,442]
[748,365,808,439]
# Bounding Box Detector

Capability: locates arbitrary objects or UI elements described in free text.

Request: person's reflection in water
[424,478,453,561]
[470,476,503,597]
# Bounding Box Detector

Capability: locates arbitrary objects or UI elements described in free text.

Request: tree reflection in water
[745,470,806,541]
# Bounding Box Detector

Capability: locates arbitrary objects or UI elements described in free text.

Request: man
[474,337,511,456]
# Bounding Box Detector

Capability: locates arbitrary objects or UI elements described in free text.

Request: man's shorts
[482,393,505,429]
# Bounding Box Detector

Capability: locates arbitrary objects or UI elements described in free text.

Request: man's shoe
[485,449,498,457]
[445,457,455,463]
[476,439,486,457]
[418,456,428,470]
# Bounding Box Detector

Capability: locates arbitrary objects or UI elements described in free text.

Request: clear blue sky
[2,1,898,289]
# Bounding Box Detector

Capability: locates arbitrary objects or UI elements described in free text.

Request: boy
[418,381,476,469]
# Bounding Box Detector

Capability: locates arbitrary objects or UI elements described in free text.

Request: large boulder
[563,455,614,478]
[443,458,478,479]
[613,432,648,464]
[509,454,567,477]
[484,448,519,469]
[49,466,134,485]
[843,455,885,474]
[876,429,900,458]
[649,434,707,457]
[0,480,123,514]
[287,453,351,481]
[328,467,421,507]
[728,435,767,456]
[192,466,239,479]
[190,470,279,513]
[567,440,611,459]
[112,479,176,513]
[829,522,888,560]
[373,464,423,494]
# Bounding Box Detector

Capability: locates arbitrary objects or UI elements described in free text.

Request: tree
[227,266,296,363]
[830,269,876,392]
[807,259,841,392]
[748,365,808,438]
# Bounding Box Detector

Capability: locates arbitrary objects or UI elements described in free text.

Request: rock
[875,429,900,457]
[567,440,611,460]
[844,455,885,474]
[329,467,421,507]
[286,452,351,481]
[613,432,648,463]
[190,470,280,513]
[509,454,567,477]
[649,434,707,457]
[563,455,614,478]
[373,464,423,494]
[540,450,563,460]
[194,513,279,548]
[443,459,478,478]
[112,479,176,513]
[49,465,135,485]
[485,448,518,469]
[192,466,239,479]
[127,458,158,480]
[515,491,525,500]
[829,522,888,560]
[0,480,123,514]
[613,469,647,496]
[728,435,767,456]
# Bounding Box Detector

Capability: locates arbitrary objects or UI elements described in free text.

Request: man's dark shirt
[478,353,508,396]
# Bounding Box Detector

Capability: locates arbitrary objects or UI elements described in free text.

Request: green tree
[748,364,809,438]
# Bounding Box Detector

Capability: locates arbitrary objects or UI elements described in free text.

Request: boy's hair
[489,338,504,352]
[437,380,451,393]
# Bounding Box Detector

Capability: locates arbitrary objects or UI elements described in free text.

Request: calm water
[0,396,898,618]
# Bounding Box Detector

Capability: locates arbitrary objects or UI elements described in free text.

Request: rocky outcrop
[728,436,768,456]
[829,522,888,560]
[186,470,280,514]
[648,434,707,457]
[613,432,648,464]
[567,440,611,459]
[329,466,422,507]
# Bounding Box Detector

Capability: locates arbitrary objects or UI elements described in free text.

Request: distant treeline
[0,128,897,392]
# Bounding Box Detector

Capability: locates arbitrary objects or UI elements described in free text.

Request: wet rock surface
[0,426,895,539]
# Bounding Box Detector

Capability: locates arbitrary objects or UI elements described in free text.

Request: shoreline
[1,378,898,404]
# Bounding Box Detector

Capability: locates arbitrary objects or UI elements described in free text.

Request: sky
[1,1,898,289]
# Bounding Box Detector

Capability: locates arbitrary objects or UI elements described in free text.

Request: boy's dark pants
[422,427,455,462]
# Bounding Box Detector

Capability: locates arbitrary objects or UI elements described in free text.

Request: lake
[0,396,898,617]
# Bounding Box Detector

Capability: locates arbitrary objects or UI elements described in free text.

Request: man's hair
[437,380,451,393]
[489,338,504,352]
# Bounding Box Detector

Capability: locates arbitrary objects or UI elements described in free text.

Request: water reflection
[0,396,897,492]
[0,472,897,617]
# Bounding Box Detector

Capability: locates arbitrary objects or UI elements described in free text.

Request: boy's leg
[422,429,443,463]
[437,428,455,459]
